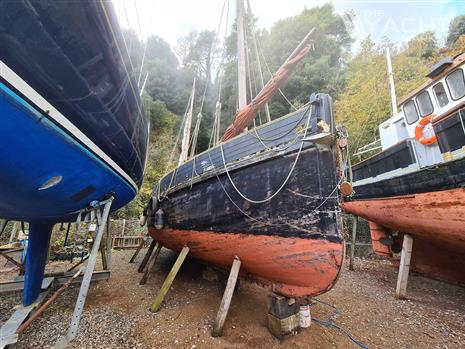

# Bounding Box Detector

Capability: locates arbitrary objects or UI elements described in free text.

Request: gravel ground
[1,249,464,348]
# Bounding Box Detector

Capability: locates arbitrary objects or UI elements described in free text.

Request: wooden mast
[236,0,247,110]
[179,78,196,165]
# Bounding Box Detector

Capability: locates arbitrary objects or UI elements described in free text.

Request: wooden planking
[159,147,341,239]
[212,257,241,337]
[159,108,310,192]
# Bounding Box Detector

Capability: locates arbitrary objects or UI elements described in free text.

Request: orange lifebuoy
[415,114,437,145]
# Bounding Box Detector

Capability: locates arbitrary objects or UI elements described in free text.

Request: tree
[175,30,218,79]
[335,37,434,159]
[406,31,438,59]
[446,15,465,46]
[220,4,354,124]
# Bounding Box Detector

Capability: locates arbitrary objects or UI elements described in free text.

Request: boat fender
[415,114,437,145]
[154,208,164,230]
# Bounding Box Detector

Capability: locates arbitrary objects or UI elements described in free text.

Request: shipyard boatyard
[1,0,465,348]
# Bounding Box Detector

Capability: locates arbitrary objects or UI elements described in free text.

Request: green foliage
[447,15,465,46]
[220,4,354,124]
[335,36,434,158]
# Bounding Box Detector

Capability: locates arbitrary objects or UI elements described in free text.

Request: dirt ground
[1,248,464,349]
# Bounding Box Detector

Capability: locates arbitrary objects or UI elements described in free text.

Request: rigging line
[137,0,156,88]
[219,104,312,204]
[132,0,144,44]
[254,31,298,111]
[206,136,345,231]
[168,95,192,165]
[190,0,227,156]
[208,0,230,148]
[248,102,310,143]
[244,22,263,125]
[246,0,271,122]
[100,1,143,120]
[120,0,138,75]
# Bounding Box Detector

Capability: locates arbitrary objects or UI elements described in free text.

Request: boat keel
[23,222,53,306]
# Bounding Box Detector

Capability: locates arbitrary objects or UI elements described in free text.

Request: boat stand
[150,246,190,313]
[266,293,300,339]
[395,233,413,299]
[211,256,241,337]
[137,239,157,272]
[0,277,54,348]
[139,242,162,285]
[54,197,114,348]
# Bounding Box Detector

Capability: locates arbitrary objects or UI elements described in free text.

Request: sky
[113,0,465,51]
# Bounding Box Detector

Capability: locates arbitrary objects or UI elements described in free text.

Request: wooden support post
[129,237,145,263]
[139,243,161,285]
[138,239,156,273]
[349,215,358,271]
[395,234,413,299]
[212,257,241,337]
[150,246,190,313]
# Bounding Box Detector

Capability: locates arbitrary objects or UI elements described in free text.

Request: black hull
[153,93,343,244]
[350,155,465,200]
[162,146,341,242]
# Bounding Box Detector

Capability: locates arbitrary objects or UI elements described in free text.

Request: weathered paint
[368,222,391,257]
[148,228,344,298]
[342,188,465,285]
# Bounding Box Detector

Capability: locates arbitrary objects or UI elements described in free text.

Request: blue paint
[0,82,136,222]
[23,222,53,306]
[0,70,137,306]
[0,1,148,186]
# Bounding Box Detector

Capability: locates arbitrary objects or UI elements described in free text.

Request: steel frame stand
[55,197,113,348]
[0,278,54,348]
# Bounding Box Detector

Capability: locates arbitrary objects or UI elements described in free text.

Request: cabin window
[416,91,434,117]
[403,100,419,124]
[446,69,465,100]
[433,82,449,107]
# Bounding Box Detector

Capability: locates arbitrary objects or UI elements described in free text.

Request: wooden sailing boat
[343,52,465,286]
[144,1,347,298]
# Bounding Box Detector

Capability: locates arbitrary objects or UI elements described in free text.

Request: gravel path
[1,249,464,348]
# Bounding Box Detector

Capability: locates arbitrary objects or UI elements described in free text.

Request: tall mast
[246,0,270,122]
[386,48,397,116]
[179,78,196,165]
[236,0,247,110]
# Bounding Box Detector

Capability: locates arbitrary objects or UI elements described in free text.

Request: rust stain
[148,228,343,298]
